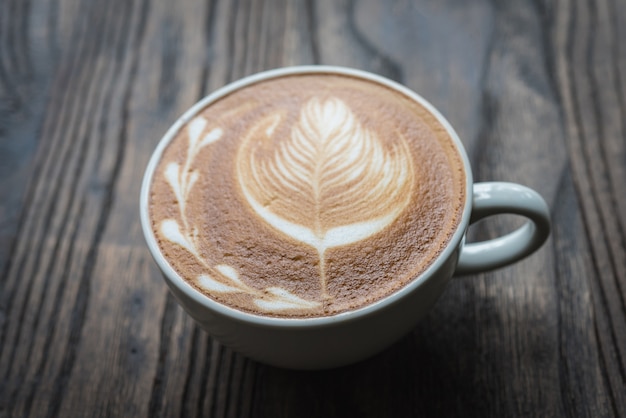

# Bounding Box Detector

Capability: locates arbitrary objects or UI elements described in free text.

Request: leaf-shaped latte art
[237,97,415,297]
[158,111,323,312]
[161,219,197,255]
[254,288,322,311]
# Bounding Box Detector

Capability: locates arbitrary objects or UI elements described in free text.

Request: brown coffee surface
[149,74,465,317]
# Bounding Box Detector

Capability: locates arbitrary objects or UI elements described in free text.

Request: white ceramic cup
[140,66,551,370]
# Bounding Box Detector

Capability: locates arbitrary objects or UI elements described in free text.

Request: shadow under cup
[140,66,550,369]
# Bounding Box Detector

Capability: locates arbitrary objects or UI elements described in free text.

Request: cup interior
[140,65,474,327]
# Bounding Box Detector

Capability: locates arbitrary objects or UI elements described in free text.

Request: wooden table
[1,0,625,416]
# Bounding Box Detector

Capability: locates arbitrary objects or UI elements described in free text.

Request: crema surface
[149,74,465,317]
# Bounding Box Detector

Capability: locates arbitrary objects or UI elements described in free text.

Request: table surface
[1,0,625,416]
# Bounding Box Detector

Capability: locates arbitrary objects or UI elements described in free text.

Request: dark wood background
[1,0,625,416]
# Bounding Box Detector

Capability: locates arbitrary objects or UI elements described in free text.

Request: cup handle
[455,182,551,275]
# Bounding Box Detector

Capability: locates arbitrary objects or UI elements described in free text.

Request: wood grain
[0,0,624,416]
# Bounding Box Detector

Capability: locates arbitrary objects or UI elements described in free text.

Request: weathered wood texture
[0,0,624,416]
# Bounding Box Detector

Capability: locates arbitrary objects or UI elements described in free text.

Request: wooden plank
[549,0,626,413]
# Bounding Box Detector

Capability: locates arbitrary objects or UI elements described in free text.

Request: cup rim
[140,65,473,328]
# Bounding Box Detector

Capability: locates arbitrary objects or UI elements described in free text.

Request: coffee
[148,73,465,318]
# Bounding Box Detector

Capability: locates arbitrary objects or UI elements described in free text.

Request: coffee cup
[140,66,550,369]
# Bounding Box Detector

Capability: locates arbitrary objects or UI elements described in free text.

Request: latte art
[158,113,322,311]
[237,97,415,297]
[149,74,465,317]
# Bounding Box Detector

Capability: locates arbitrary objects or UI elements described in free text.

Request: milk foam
[149,74,466,317]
